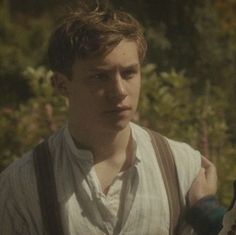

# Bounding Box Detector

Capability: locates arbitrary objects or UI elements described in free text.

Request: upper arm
[167,139,202,199]
[0,169,29,235]
[0,153,41,235]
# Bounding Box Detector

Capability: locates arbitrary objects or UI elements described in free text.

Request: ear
[51,72,70,96]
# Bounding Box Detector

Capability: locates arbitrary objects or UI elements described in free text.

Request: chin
[103,118,131,133]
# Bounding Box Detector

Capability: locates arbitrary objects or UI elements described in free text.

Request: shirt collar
[130,123,143,163]
[63,122,142,164]
[63,124,94,162]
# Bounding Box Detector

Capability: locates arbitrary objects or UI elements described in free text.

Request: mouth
[104,106,131,113]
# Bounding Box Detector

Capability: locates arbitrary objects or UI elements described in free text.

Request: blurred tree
[0,66,67,171]
[140,64,236,205]
[215,0,236,143]
[0,2,52,107]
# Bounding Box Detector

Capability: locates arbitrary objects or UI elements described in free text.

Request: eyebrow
[88,63,140,73]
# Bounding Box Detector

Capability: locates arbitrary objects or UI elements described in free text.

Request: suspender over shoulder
[146,129,183,235]
[33,129,183,235]
[33,141,65,235]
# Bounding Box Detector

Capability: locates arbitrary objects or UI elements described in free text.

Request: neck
[68,122,132,162]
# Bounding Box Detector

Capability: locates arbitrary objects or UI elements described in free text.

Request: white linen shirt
[0,123,201,235]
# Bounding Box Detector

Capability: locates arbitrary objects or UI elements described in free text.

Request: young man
[0,3,216,235]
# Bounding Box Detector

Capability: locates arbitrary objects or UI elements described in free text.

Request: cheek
[130,77,141,97]
[82,82,106,97]
[70,91,105,111]
[93,89,106,97]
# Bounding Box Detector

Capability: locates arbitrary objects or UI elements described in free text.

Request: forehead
[72,40,140,73]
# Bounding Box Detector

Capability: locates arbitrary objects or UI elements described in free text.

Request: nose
[108,73,128,100]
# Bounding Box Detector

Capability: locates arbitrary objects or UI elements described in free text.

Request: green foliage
[140,65,195,142]
[0,67,67,171]
[140,64,236,205]
[0,4,52,107]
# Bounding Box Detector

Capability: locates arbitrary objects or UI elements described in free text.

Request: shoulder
[0,127,65,199]
[1,149,34,180]
[131,122,201,166]
[1,126,64,180]
[165,137,201,195]
[131,123,201,195]
[0,149,37,225]
[0,150,36,198]
[165,137,201,167]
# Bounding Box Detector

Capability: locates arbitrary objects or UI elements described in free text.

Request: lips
[105,106,131,113]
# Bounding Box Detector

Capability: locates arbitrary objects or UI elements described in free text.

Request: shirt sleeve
[166,138,202,200]
[166,138,202,234]
[0,167,29,235]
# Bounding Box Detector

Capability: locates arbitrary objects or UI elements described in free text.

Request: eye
[122,68,139,80]
[90,73,109,81]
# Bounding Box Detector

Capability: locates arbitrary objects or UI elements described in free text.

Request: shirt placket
[114,164,140,234]
[87,168,118,235]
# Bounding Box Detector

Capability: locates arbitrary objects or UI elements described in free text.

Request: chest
[93,153,134,194]
[93,163,124,194]
[64,160,170,235]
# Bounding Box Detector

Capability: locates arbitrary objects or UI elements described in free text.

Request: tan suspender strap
[147,129,183,235]
[33,140,65,235]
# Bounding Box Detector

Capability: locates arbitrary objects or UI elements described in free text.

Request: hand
[187,156,217,207]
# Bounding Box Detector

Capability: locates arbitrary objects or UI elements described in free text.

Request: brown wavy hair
[48,3,147,77]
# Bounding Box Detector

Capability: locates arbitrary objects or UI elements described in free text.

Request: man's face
[64,39,141,133]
